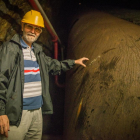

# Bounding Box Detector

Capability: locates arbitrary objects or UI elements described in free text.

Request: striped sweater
[20,37,43,110]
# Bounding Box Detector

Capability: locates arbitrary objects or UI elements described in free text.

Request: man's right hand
[0,115,9,137]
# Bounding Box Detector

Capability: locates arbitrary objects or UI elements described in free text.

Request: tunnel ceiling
[62,0,140,9]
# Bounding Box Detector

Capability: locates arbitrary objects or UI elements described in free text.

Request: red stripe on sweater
[24,69,40,73]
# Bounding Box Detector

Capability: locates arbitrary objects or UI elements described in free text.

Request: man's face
[22,23,42,44]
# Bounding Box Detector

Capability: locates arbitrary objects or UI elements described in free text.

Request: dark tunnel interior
[1,0,140,140]
[51,0,140,46]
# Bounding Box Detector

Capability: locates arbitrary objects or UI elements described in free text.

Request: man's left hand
[75,57,89,67]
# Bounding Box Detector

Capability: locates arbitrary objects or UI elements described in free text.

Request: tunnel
[1,0,140,140]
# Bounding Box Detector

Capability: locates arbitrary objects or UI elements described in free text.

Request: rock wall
[0,0,56,49]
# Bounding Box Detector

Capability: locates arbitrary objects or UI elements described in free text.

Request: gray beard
[23,32,39,44]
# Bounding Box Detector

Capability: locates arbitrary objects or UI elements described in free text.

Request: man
[0,10,89,140]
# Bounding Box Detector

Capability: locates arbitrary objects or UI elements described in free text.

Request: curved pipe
[64,10,140,140]
[28,0,65,88]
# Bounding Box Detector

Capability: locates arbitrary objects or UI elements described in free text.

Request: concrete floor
[42,135,63,140]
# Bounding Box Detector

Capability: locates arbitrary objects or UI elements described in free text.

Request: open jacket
[0,34,75,126]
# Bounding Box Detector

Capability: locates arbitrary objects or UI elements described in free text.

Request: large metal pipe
[64,10,140,140]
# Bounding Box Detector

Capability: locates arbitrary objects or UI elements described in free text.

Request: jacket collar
[10,34,21,46]
[10,34,43,53]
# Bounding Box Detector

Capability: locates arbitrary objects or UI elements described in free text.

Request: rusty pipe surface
[29,0,61,43]
[64,10,140,140]
[32,0,65,61]
[28,0,65,88]
[53,40,65,88]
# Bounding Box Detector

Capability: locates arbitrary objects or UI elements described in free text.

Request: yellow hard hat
[21,10,44,28]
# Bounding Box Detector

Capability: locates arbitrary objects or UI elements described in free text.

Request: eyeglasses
[24,24,42,33]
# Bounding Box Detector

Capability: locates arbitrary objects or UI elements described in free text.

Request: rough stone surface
[0,0,55,47]
[0,0,30,44]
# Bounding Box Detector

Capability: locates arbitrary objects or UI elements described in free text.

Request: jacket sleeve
[0,44,16,115]
[44,55,75,75]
